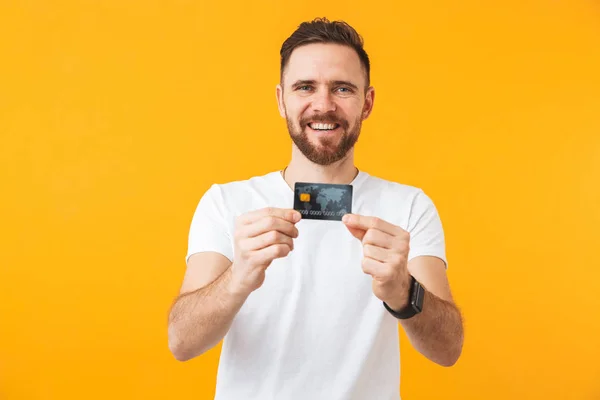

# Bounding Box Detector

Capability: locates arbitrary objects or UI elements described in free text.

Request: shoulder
[198,170,281,213]
[209,170,279,196]
[361,172,428,204]
[359,173,441,225]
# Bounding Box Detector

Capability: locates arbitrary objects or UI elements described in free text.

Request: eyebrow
[291,80,359,91]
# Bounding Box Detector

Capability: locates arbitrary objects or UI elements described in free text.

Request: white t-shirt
[186,170,447,400]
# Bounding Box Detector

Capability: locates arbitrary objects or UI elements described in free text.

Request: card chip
[300,193,310,202]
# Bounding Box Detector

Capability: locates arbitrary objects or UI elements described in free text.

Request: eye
[336,87,353,93]
[298,85,312,91]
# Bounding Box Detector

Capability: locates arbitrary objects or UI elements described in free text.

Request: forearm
[168,267,249,361]
[399,290,464,367]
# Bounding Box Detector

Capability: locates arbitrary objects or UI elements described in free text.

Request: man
[168,17,464,400]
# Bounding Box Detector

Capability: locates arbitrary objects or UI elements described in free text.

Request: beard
[286,110,362,166]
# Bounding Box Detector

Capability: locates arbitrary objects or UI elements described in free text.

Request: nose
[311,89,336,113]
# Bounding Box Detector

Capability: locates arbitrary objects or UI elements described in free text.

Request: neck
[282,146,359,188]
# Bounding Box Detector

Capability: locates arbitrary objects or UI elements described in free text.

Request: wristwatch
[383,275,425,319]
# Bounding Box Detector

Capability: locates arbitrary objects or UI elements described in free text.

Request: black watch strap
[383,276,425,319]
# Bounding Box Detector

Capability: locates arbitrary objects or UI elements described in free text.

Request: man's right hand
[229,207,301,295]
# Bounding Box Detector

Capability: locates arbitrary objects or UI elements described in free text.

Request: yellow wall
[1,1,599,399]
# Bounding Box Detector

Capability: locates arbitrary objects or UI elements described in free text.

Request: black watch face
[412,281,425,311]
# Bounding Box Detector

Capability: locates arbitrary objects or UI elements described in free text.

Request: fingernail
[342,214,350,223]
[294,212,301,222]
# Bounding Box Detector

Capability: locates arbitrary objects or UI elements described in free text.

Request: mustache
[300,112,348,129]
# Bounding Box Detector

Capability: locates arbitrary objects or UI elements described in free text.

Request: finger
[342,214,406,237]
[363,244,407,266]
[250,243,292,266]
[344,224,366,241]
[237,207,301,226]
[243,229,295,252]
[362,228,395,249]
[242,215,299,239]
[361,256,387,278]
[363,244,389,263]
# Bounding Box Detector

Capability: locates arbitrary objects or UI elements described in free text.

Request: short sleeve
[185,184,234,264]
[406,189,448,268]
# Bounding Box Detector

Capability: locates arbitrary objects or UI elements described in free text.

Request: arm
[386,255,464,367]
[169,184,245,361]
[169,206,301,362]
[342,208,464,367]
[168,252,249,361]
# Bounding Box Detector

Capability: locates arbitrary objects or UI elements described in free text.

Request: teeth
[310,123,337,130]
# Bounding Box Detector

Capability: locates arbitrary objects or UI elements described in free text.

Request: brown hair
[280,17,371,88]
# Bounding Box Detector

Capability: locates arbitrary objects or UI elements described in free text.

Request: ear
[361,86,375,120]
[276,84,286,118]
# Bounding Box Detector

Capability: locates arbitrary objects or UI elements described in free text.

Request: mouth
[307,122,341,133]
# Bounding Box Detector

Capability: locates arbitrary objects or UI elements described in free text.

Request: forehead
[283,43,365,87]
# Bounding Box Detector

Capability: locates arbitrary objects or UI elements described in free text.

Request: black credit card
[293,182,353,221]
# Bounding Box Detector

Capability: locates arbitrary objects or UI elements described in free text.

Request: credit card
[293,182,353,221]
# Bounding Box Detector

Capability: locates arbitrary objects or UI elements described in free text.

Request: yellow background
[1,1,599,399]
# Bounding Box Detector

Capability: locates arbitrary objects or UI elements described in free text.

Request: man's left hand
[342,214,412,311]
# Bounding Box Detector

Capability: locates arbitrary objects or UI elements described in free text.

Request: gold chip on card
[300,193,311,202]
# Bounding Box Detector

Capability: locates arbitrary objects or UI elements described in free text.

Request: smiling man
[168,17,464,400]
[280,42,364,167]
